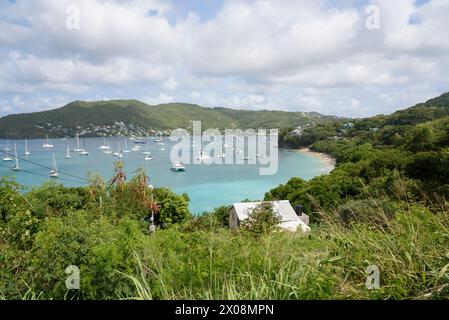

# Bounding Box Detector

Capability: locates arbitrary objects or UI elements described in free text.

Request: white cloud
[0,0,448,117]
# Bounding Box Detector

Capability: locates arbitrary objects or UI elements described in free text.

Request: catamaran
[42,135,54,148]
[11,144,20,171]
[72,133,84,152]
[66,145,71,159]
[123,138,131,153]
[24,139,31,156]
[171,163,186,172]
[49,153,59,178]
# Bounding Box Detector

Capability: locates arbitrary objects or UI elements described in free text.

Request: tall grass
[123,200,449,300]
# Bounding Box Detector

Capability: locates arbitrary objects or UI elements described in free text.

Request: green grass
[122,202,449,300]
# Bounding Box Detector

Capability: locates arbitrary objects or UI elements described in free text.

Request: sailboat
[123,138,131,153]
[141,143,151,155]
[103,138,112,154]
[171,163,186,172]
[4,139,11,151]
[99,137,109,150]
[2,143,12,161]
[79,139,89,156]
[24,139,31,156]
[42,135,54,148]
[72,133,84,152]
[49,153,59,178]
[66,145,71,159]
[11,144,20,171]
[113,141,123,158]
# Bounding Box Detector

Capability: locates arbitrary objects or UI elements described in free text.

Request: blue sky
[0,0,448,118]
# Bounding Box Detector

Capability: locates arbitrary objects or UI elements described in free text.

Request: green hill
[0,100,334,139]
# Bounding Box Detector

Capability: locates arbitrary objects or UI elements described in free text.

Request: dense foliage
[272,92,449,222]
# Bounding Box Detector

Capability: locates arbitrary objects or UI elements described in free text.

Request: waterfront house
[229,200,310,232]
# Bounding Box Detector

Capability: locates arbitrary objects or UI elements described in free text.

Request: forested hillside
[0,100,334,138]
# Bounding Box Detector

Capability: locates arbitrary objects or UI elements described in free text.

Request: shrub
[241,202,282,234]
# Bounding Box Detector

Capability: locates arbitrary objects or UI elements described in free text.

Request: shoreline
[298,147,336,173]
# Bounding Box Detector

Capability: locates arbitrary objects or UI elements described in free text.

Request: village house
[229,200,310,232]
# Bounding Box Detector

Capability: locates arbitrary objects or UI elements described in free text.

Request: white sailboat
[24,139,31,156]
[2,143,12,161]
[131,145,141,152]
[99,137,109,150]
[113,141,123,158]
[123,138,131,153]
[49,153,59,178]
[103,138,112,154]
[79,139,89,156]
[66,145,71,159]
[141,143,151,155]
[72,133,84,152]
[11,144,20,171]
[42,135,54,148]
[4,139,11,151]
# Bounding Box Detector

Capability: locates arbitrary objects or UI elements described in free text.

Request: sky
[0,0,448,118]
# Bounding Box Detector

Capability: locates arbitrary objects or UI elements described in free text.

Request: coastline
[298,147,336,173]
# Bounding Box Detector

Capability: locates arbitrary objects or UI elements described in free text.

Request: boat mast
[52,153,58,173]
[14,144,19,169]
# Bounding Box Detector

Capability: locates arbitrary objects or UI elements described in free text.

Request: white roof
[232,200,310,232]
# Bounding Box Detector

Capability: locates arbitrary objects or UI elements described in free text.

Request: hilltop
[0,100,335,139]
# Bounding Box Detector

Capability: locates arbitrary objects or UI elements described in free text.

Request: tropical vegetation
[1,93,449,300]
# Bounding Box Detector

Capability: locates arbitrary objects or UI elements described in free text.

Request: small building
[229,200,310,232]
[289,127,303,136]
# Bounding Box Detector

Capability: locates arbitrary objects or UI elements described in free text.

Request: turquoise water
[0,137,328,213]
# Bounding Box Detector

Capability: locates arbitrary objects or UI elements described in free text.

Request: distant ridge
[0,100,335,139]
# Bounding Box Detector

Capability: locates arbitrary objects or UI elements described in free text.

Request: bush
[27,211,145,299]
[241,202,282,234]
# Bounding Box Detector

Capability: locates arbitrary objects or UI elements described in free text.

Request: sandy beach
[299,148,336,173]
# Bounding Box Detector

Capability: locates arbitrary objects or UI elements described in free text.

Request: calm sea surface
[0,137,329,213]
